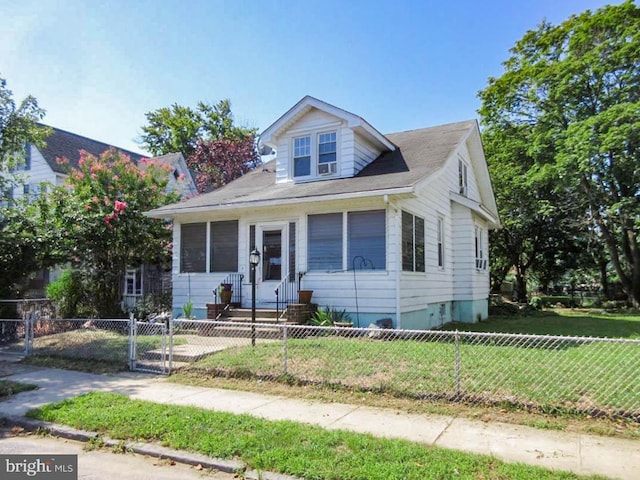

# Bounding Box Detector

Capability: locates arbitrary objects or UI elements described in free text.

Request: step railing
[214,273,244,308]
[274,272,303,319]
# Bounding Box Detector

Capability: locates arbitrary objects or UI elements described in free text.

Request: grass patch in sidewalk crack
[0,380,37,400]
[26,392,605,480]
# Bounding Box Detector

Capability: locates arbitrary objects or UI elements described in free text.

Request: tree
[139,99,260,193]
[0,76,51,298]
[48,149,182,317]
[479,1,640,307]
[138,99,256,157]
[189,136,261,193]
[0,76,50,194]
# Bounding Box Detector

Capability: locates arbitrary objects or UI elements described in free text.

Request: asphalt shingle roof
[147,119,476,216]
[38,124,146,174]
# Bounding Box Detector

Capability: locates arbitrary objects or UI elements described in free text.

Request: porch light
[250,248,260,347]
[249,248,261,267]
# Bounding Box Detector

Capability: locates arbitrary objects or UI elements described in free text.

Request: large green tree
[48,149,182,317]
[139,99,260,194]
[0,76,51,297]
[480,1,640,306]
[138,99,255,157]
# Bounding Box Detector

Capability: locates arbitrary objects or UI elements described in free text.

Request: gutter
[145,186,415,218]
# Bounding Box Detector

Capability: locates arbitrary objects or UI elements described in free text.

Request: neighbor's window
[459,159,468,196]
[437,216,445,269]
[209,220,238,272]
[348,210,385,270]
[180,222,207,273]
[294,136,311,177]
[308,213,343,271]
[402,211,425,272]
[475,226,486,270]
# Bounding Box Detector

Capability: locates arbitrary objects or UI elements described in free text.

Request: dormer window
[293,131,338,179]
[318,132,337,175]
[293,136,311,177]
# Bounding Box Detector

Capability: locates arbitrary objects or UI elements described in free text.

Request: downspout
[385,194,402,329]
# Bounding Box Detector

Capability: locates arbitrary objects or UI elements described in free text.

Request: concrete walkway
[1,362,639,480]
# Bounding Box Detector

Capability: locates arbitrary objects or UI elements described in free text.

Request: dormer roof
[260,96,396,152]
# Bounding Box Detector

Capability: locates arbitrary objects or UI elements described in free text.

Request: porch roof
[146,119,476,217]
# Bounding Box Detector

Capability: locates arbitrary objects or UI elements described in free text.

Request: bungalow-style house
[9,125,197,305]
[147,96,500,329]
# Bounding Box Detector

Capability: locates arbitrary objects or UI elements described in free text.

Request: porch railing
[275,272,303,319]
[214,273,244,306]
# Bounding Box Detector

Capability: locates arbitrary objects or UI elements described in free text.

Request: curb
[2,416,302,480]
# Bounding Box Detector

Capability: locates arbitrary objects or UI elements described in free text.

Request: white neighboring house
[147,96,500,328]
[9,125,197,304]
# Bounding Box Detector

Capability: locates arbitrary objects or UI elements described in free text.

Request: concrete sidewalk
[1,362,638,480]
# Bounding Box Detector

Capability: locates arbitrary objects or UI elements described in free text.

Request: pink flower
[113,175,119,181]
[114,200,127,213]
[85,204,92,211]
[178,173,186,180]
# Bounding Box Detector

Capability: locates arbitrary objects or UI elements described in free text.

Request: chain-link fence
[2,304,638,420]
[175,322,640,421]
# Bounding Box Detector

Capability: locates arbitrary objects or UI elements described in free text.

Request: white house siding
[170,198,398,322]
[11,145,58,199]
[353,133,380,174]
[273,109,384,183]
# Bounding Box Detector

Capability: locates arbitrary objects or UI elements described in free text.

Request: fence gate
[129,316,169,374]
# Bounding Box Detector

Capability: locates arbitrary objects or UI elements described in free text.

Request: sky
[0,0,623,156]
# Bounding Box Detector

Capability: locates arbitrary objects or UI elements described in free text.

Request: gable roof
[147,119,499,224]
[37,124,146,174]
[260,96,396,152]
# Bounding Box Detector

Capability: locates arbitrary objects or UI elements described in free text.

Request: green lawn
[27,392,604,480]
[183,319,640,419]
[442,310,640,338]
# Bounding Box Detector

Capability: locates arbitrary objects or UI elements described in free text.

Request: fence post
[454,330,461,398]
[25,311,34,356]
[282,324,288,376]
[128,313,136,371]
[168,317,174,374]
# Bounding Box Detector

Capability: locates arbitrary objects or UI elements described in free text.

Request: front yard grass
[26,392,604,480]
[442,309,640,338]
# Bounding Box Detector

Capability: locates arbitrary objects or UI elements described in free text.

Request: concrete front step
[222,308,280,319]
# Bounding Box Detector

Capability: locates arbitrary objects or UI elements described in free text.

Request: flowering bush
[48,148,182,317]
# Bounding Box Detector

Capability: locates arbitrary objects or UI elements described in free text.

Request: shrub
[529,296,543,310]
[131,291,172,321]
[45,270,89,318]
[310,306,352,326]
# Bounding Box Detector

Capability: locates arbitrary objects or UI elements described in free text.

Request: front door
[256,224,287,305]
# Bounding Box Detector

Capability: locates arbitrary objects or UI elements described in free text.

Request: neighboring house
[147,96,500,328]
[10,125,197,303]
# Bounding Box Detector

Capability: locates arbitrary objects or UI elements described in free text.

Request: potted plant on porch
[218,283,233,305]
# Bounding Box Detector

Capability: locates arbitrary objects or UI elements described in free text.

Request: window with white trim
[210,220,239,272]
[318,132,337,175]
[402,211,425,272]
[180,223,207,273]
[458,159,468,196]
[308,213,342,271]
[293,136,311,177]
[348,210,385,270]
[437,216,445,269]
[475,226,486,270]
[124,268,142,296]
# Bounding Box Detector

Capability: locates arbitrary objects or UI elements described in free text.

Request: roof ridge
[385,119,476,137]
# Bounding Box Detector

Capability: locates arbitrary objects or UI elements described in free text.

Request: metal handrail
[274,272,301,319]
